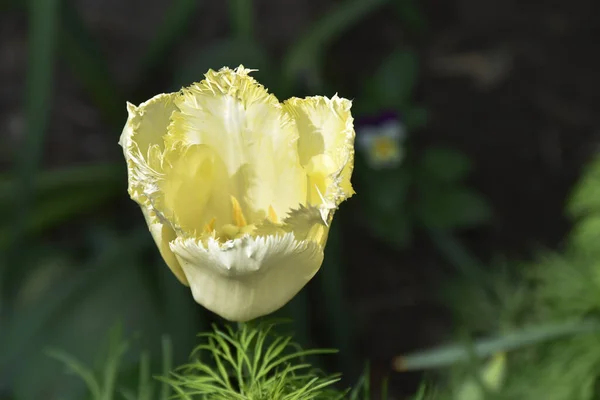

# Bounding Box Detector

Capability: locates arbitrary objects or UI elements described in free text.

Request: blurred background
[1,0,599,399]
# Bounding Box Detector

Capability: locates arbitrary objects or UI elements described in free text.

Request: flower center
[370,136,400,162]
[204,196,280,242]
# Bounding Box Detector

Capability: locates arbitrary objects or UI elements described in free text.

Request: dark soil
[2,0,599,398]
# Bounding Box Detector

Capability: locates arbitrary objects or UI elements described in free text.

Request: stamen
[231,196,247,227]
[203,217,216,233]
[268,205,278,223]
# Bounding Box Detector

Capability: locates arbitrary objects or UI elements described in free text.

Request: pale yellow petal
[165,66,306,220]
[253,205,329,245]
[152,143,232,234]
[282,206,330,246]
[170,233,323,321]
[119,93,178,201]
[283,95,355,209]
[140,205,188,285]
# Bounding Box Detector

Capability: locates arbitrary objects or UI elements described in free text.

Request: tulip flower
[119,66,355,321]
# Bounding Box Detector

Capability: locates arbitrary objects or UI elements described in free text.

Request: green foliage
[282,0,390,93]
[566,155,600,256]
[49,325,174,400]
[51,322,351,400]
[356,38,491,251]
[2,0,502,398]
[412,146,492,231]
[369,49,419,110]
[358,145,492,249]
[391,0,427,35]
[502,335,600,400]
[3,1,416,397]
[166,322,345,399]
[567,156,600,219]
[417,148,472,183]
[5,0,60,293]
[405,152,600,399]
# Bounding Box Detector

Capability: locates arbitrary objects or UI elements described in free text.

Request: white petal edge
[170,233,324,322]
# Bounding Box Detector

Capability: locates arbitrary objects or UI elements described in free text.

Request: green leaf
[369,208,413,248]
[358,167,413,247]
[416,186,492,231]
[282,0,389,92]
[359,167,411,212]
[567,215,600,256]
[165,321,343,399]
[567,156,600,218]
[394,319,600,371]
[418,147,473,183]
[453,353,506,400]
[371,48,419,108]
[403,105,429,131]
[46,349,102,399]
[392,0,427,35]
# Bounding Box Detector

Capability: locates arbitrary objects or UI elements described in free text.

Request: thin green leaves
[165,322,342,399]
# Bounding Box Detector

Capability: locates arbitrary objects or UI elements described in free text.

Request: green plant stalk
[160,336,173,400]
[101,324,129,400]
[3,0,61,308]
[137,351,152,400]
[227,0,253,39]
[394,319,600,371]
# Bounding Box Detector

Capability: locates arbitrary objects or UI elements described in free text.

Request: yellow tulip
[119,66,355,321]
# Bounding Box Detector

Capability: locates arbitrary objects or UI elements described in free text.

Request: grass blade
[46,349,102,399]
[3,0,61,290]
[393,319,600,371]
[160,335,173,400]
